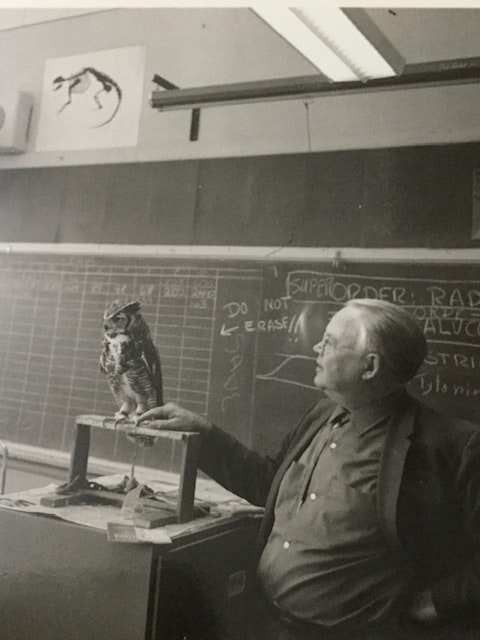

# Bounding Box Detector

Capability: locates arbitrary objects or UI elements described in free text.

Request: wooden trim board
[0,243,479,263]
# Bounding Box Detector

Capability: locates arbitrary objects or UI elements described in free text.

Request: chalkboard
[0,253,479,469]
[252,260,480,453]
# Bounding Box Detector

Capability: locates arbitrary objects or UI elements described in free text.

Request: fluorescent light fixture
[293,7,397,80]
[252,7,358,82]
[252,6,397,82]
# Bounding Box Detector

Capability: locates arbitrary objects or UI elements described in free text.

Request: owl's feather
[100,299,163,420]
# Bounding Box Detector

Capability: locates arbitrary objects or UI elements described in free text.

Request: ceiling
[365,8,480,65]
[1,6,480,72]
[0,8,105,31]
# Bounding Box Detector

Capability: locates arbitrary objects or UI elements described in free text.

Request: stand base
[40,489,125,508]
[134,502,209,529]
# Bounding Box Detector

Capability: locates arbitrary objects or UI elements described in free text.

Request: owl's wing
[99,337,109,373]
[141,340,163,406]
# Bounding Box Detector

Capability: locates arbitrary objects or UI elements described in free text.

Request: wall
[5,461,61,493]
[1,8,480,170]
[1,144,480,248]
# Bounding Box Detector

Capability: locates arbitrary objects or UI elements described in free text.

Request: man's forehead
[328,305,363,325]
[326,307,365,342]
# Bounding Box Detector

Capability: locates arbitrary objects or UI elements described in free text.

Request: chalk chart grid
[0,255,261,466]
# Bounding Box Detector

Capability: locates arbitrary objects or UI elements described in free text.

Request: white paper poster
[36,45,146,151]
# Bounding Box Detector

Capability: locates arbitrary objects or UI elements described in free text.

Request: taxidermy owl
[100,299,163,426]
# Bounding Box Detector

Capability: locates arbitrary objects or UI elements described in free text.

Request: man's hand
[137,402,213,435]
[408,589,438,623]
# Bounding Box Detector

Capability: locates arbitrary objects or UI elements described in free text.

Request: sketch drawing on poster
[36,45,146,151]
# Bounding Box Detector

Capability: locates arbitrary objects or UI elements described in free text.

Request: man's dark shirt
[257,393,415,627]
[198,391,480,631]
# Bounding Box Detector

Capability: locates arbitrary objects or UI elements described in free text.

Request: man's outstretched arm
[138,402,293,507]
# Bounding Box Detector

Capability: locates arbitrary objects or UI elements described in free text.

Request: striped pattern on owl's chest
[103,334,157,409]
[105,335,133,397]
[107,334,130,368]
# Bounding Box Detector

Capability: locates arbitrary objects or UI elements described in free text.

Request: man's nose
[313,340,325,355]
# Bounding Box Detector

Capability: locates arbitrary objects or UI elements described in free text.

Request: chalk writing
[163,281,188,298]
[286,272,408,304]
[223,301,248,318]
[425,350,480,369]
[421,318,480,339]
[245,317,290,332]
[427,286,480,307]
[251,266,480,426]
[224,354,243,392]
[220,302,247,414]
[415,373,480,398]
[264,296,291,311]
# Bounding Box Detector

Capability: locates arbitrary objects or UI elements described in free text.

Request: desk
[0,504,263,640]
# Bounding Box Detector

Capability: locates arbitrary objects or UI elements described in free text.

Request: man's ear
[362,353,380,380]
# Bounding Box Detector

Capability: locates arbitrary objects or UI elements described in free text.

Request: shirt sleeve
[430,429,480,617]
[198,401,324,507]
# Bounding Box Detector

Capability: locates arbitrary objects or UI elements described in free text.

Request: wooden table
[0,501,263,640]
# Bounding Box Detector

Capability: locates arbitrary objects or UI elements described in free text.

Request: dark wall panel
[0,160,199,245]
[194,155,309,246]
[296,150,365,247]
[99,162,199,245]
[360,145,479,247]
[1,143,480,248]
[59,165,111,243]
[429,144,479,245]
[0,168,67,242]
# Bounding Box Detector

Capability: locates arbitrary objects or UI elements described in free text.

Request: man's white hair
[344,298,427,383]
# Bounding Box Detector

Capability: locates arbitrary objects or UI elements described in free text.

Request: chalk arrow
[221,324,239,336]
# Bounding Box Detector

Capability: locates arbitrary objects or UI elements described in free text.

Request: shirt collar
[329,389,407,437]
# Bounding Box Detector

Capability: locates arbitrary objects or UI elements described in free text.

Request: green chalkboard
[252,260,480,453]
[0,253,263,470]
[0,252,479,468]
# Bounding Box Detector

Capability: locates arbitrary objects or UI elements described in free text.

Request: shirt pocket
[292,474,379,547]
[275,460,306,520]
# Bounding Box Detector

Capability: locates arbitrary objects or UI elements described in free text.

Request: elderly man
[139,299,480,640]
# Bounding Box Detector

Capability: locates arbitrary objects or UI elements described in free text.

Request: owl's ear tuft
[103,299,141,320]
[124,301,141,315]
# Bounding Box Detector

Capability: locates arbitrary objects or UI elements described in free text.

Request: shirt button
[330,442,337,449]
[310,493,316,500]
[283,541,290,549]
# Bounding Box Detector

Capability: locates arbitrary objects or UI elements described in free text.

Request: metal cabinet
[0,508,262,640]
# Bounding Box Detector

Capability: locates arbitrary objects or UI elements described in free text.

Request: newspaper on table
[0,472,264,545]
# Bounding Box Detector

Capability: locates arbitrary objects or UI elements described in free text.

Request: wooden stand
[40,415,202,525]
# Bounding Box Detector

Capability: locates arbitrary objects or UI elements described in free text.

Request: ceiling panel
[365,8,480,64]
[0,8,107,32]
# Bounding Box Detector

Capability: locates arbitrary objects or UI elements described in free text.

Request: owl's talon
[113,413,129,429]
[128,414,154,447]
